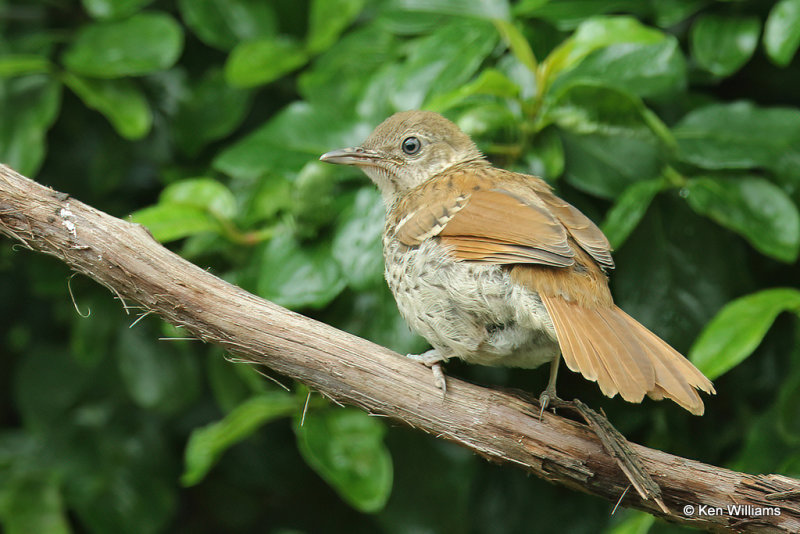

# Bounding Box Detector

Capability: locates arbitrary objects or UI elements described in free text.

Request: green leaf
[601,178,664,249]
[161,178,237,220]
[390,0,511,20]
[426,68,520,112]
[690,289,800,379]
[63,73,151,139]
[130,204,219,242]
[178,0,277,50]
[685,176,800,263]
[62,12,184,78]
[452,101,518,141]
[547,84,667,197]
[0,474,71,534]
[332,188,385,290]
[116,328,201,413]
[523,126,565,180]
[673,101,800,171]
[764,0,800,67]
[0,75,61,176]
[290,161,352,232]
[512,0,549,16]
[224,37,308,88]
[252,233,346,309]
[391,19,498,110]
[649,0,708,28]
[546,16,665,77]
[173,69,252,156]
[0,55,51,78]
[182,392,299,486]
[299,26,397,108]
[305,166,372,236]
[373,8,445,35]
[307,0,365,54]
[213,101,365,181]
[547,83,672,143]
[296,408,392,513]
[81,0,154,19]
[514,0,649,28]
[495,51,537,100]
[690,15,760,77]
[560,132,663,199]
[552,38,686,98]
[245,174,292,224]
[493,19,538,74]
[130,178,237,242]
[357,63,407,121]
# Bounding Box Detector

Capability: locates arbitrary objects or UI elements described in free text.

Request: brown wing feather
[436,236,572,266]
[395,187,577,267]
[391,165,613,270]
[509,249,612,308]
[537,190,615,269]
[440,189,574,262]
[390,164,613,271]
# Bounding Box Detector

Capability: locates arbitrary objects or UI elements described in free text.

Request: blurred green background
[2,0,800,532]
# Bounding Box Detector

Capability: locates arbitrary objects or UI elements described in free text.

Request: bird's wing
[391,167,612,269]
[535,189,614,269]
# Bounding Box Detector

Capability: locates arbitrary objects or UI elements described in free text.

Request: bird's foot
[538,385,562,419]
[406,349,447,395]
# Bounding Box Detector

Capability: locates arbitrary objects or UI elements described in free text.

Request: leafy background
[1,0,800,532]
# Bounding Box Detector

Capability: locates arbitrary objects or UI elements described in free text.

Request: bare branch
[1,163,798,533]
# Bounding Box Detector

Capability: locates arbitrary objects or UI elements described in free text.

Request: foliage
[1,0,799,532]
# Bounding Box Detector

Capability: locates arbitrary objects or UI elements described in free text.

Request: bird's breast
[382,235,560,368]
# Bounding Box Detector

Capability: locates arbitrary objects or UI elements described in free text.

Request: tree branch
[1,163,798,533]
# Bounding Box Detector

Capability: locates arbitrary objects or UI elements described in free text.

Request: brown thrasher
[320,110,714,415]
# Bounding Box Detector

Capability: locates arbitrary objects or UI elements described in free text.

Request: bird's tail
[541,295,715,415]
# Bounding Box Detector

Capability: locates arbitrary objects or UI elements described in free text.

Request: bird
[320,110,715,415]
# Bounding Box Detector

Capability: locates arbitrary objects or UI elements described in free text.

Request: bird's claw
[407,350,447,396]
[538,387,561,419]
[430,362,446,395]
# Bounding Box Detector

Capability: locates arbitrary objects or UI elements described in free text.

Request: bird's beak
[319,147,381,167]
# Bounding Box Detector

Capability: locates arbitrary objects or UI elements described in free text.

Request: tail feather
[548,303,619,398]
[547,304,592,378]
[540,295,714,415]
[627,312,710,414]
[584,309,657,402]
[618,307,714,394]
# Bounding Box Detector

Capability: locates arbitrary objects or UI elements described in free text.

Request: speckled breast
[381,232,560,369]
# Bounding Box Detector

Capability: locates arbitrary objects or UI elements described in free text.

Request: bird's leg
[406,349,447,394]
[538,355,562,418]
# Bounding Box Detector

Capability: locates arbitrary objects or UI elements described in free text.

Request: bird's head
[320,111,484,204]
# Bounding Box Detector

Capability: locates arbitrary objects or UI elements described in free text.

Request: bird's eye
[401,136,421,155]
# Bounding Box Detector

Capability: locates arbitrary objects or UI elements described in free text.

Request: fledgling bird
[320,110,715,415]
